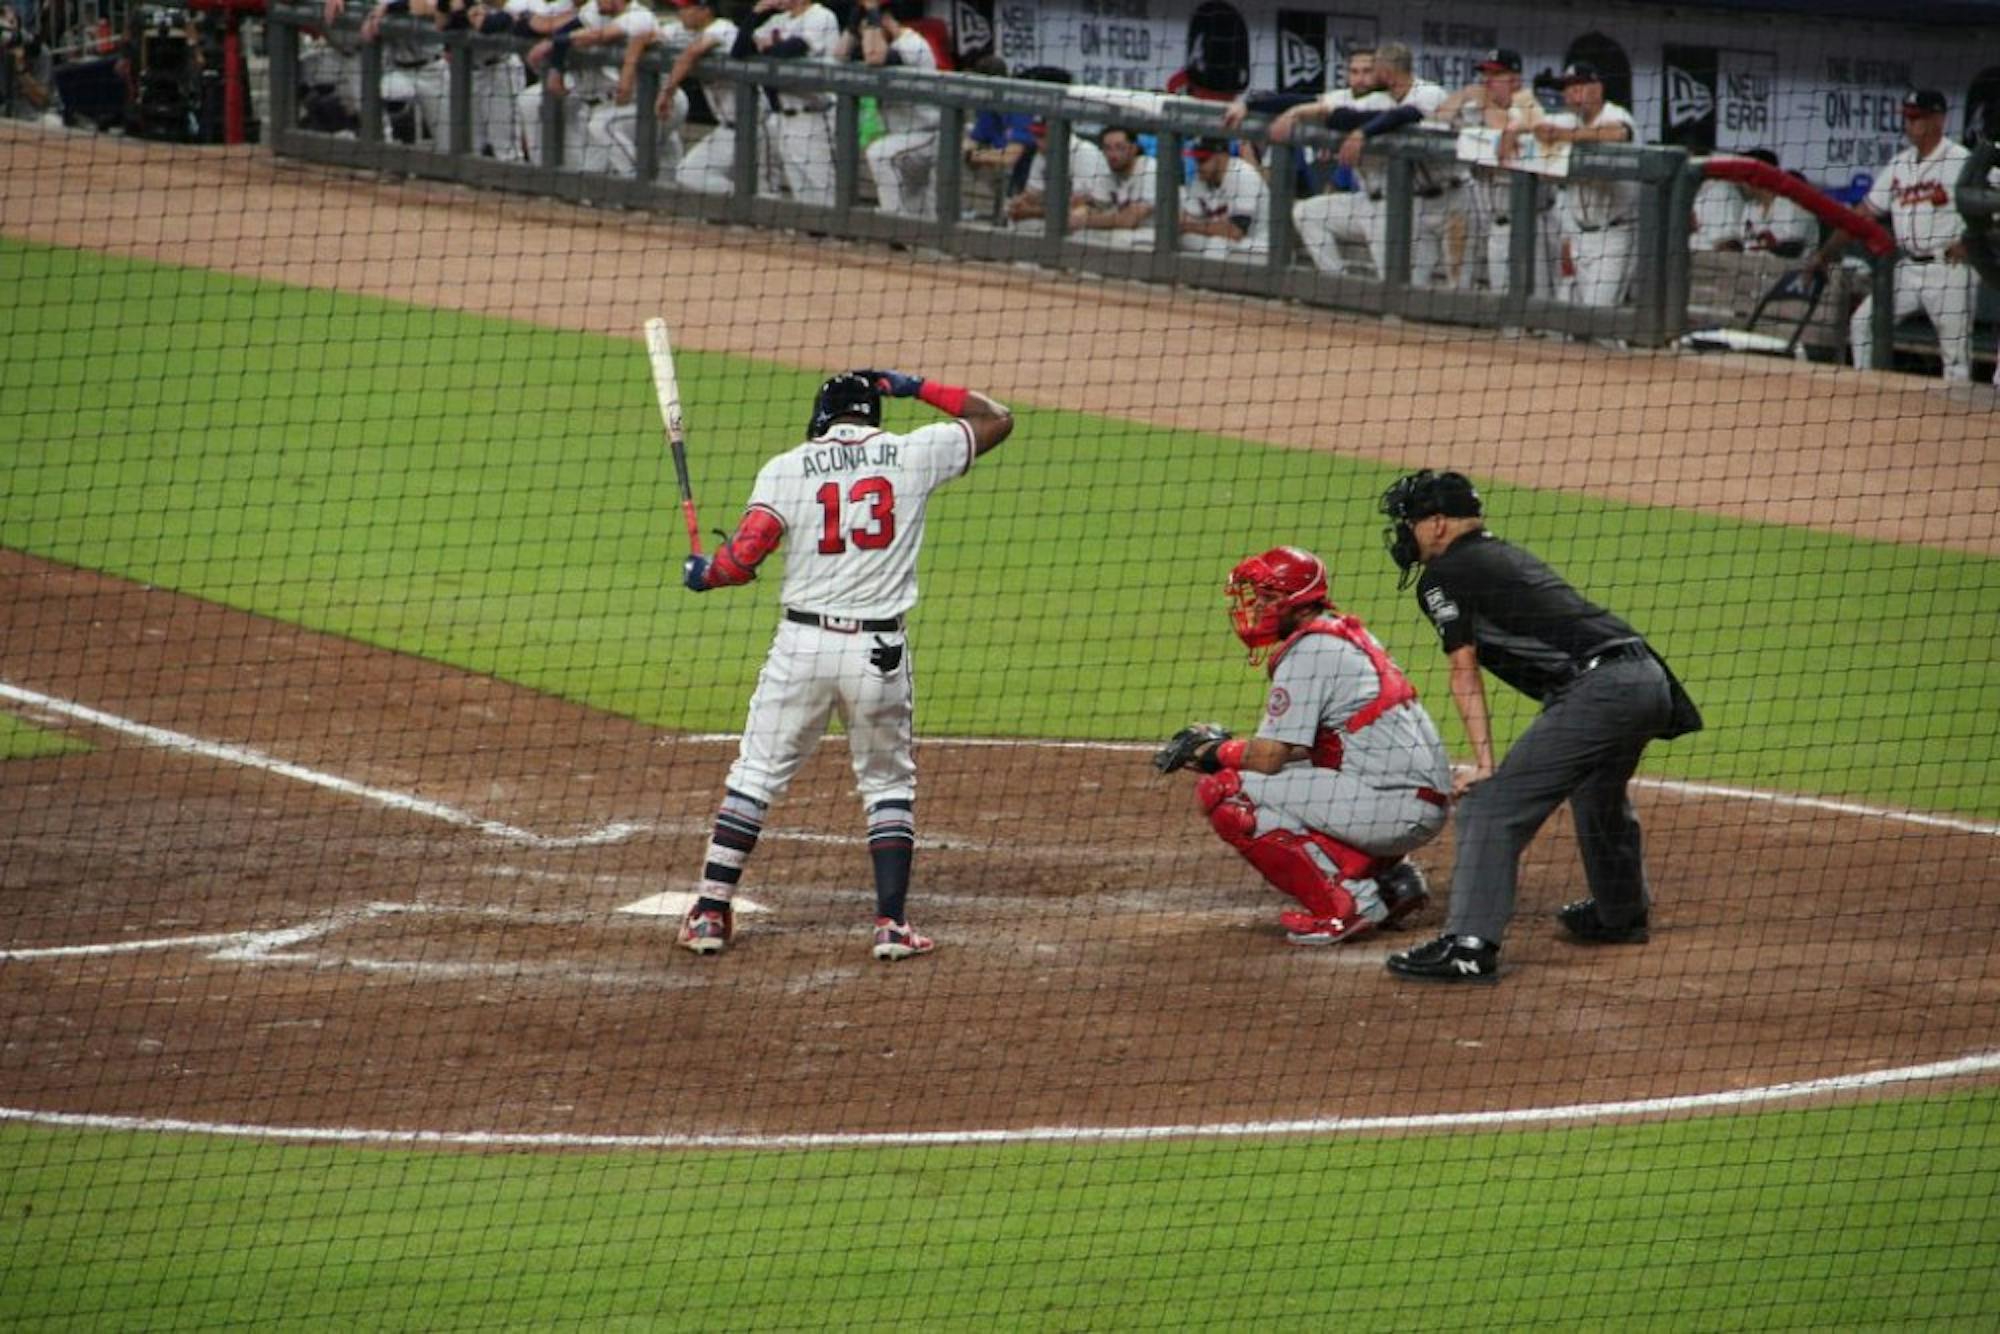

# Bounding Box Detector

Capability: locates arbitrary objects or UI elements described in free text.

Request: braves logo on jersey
[1893,180,1951,208]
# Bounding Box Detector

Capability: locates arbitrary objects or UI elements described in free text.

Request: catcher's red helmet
[1228,546,1329,653]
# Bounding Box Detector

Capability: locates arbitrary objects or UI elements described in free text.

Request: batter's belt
[786,608,904,634]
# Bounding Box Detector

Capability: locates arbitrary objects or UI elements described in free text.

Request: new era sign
[954,0,994,63]
[1276,10,1326,94]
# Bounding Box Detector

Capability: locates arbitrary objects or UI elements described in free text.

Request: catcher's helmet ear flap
[1227,546,1329,659]
[808,371,883,438]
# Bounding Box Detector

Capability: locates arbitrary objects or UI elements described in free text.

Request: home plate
[617,891,770,917]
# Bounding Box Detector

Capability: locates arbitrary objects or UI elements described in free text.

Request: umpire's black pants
[1444,652,1677,944]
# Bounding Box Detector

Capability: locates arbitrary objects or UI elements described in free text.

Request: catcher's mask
[808,371,883,438]
[1228,546,1329,663]
[1378,469,1482,588]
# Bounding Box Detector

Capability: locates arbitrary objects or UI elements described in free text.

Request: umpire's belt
[1574,639,1649,676]
[787,608,904,634]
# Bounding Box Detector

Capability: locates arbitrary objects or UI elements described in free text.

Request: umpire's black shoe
[1556,899,1650,944]
[1385,933,1500,984]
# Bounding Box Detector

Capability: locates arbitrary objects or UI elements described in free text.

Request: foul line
[3,1050,1995,1151]
[0,682,640,849]
[9,681,1992,849]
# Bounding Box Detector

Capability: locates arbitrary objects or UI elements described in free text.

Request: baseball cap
[1902,88,1947,116]
[1476,48,1523,74]
[1188,137,1230,159]
[1558,61,1602,86]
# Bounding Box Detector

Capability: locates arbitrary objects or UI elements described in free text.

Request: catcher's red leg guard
[1196,772,1358,920]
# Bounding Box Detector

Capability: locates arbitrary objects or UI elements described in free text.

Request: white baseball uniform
[1011,134,1112,233]
[667,16,745,194]
[865,26,940,217]
[1458,98,1558,295]
[1294,81,1460,285]
[514,0,655,168]
[581,8,683,178]
[756,2,840,207]
[472,0,571,161]
[1850,139,1979,382]
[724,416,976,808]
[377,9,447,148]
[1553,101,1640,307]
[1181,156,1268,258]
[1076,152,1157,249]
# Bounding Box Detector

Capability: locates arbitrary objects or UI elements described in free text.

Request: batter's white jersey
[1868,139,1972,258]
[746,419,975,619]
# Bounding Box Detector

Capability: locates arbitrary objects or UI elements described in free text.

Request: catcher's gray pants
[1445,652,1675,944]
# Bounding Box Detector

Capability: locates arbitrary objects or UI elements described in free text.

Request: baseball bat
[643,317,703,557]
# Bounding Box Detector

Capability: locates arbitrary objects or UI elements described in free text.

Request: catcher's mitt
[1153,722,1232,775]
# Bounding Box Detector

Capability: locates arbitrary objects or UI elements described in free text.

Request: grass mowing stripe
[0,709,92,761]
[4,237,1997,819]
[1,1091,1995,1328]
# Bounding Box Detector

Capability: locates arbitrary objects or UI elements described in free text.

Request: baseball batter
[1154,547,1449,946]
[1817,88,1988,384]
[677,370,1014,960]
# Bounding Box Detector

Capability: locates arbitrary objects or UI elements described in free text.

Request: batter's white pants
[470,58,524,159]
[583,89,686,178]
[1294,189,1453,285]
[1850,260,1978,382]
[1559,222,1636,307]
[516,82,591,168]
[770,107,835,208]
[866,129,937,218]
[725,619,917,808]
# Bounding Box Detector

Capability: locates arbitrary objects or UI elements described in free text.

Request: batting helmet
[808,371,883,438]
[1228,546,1329,653]
[1379,470,1482,586]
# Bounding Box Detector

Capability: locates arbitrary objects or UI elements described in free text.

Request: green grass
[3,238,1998,815]
[3,1092,1997,1329]
[0,710,91,761]
[5,236,1999,1328]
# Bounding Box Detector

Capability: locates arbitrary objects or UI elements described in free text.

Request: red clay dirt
[3,128,1997,1143]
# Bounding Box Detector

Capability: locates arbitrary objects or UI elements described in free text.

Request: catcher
[1156,546,1451,945]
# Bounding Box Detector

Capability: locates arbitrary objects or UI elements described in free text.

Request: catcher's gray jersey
[1256,632,1450,791]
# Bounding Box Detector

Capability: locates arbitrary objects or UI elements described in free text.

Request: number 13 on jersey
[817,476,897,554]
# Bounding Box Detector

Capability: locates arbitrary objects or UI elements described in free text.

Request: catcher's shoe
[872,918,935,962]
[1280,911,1376,947]
[677,905,734,956]
[1385,933,1499,983]
[1377,861,1431,930]
[1556,898,1649,944]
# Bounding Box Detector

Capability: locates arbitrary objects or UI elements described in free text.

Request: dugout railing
[265,4,1692,346]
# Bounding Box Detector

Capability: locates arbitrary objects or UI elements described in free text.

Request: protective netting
[4,4,1999,1327]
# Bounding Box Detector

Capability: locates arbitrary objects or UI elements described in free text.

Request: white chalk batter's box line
[0,893,1330,980]
[7,680,1995,850]
[6,688,1998,1148]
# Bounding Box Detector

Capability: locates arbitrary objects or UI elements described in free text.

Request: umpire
[1376,470,1702,983]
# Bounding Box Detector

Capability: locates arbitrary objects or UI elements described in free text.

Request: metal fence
[265,3,1695,345]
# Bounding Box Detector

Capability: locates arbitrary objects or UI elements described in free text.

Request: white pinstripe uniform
[755,1,840,207]
[865,25,940,217]
[725,417,976,808]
